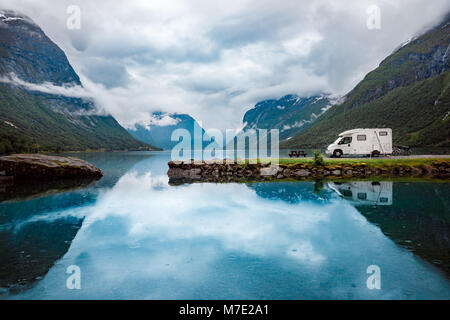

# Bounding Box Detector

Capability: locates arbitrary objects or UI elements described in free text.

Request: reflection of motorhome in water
[325,128,393,158]
[328,181,393,205]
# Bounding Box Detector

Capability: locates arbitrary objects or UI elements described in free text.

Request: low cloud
[0,73,91,98]
[130,114,181,130]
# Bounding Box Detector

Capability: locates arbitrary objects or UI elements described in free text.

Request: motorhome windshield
[338,136,352,145]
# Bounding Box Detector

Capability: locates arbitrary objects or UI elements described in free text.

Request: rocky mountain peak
[0,9,81,86]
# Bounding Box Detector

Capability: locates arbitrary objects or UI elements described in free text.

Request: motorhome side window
[339,137,352,144]
[357,192,367,200]
[379,131,388,136]
[357,135,366,141]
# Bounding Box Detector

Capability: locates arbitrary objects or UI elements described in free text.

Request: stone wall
[167,160,450,184]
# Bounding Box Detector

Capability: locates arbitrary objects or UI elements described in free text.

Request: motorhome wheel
[333,150,343,158]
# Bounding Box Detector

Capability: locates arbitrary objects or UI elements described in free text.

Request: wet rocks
[260,166,280,176]
[331,169,341,176]
[167,159,450,183]
[293,169,310,177]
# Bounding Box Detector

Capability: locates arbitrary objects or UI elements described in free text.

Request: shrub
[313,150,326,166]
[313,180,325,194]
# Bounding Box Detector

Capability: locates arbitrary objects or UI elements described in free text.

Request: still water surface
[0,152,449,299]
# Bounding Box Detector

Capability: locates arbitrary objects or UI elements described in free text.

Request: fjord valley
[1,9,449,155]
[0,2,450,303]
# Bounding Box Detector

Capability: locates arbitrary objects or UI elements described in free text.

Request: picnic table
[288,150,307,158]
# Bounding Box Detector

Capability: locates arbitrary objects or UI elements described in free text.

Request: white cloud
[130,114,181,130]
[1,0,449,131]
[0,73,90,99]
[282,32,323,56]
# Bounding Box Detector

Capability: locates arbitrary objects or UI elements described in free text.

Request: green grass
[230,157,449,169]
[277,157,449,167]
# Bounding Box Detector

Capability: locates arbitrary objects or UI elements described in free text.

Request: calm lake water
[0,152,449,299]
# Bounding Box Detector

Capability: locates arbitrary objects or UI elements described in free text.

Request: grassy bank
[277,157,450,167]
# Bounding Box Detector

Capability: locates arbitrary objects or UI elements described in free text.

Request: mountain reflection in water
[0,152,448,299]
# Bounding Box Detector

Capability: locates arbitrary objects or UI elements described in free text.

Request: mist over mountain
[128,112,207,150]
[0,10,155,153]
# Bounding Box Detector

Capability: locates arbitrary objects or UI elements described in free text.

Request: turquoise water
[0,152,449,299]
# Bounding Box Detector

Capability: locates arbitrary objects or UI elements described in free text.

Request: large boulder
[0,154,103,180]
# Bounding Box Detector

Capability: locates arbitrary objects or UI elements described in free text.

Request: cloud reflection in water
[8,170,450,299]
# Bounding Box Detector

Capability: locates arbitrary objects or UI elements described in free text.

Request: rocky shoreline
[0,154,103,181]
[167,159,450,183]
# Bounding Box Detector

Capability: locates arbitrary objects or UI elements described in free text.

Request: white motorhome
[325,128,392,158]
[328,181,393,206]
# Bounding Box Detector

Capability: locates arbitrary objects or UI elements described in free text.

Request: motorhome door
[338,136,352,154]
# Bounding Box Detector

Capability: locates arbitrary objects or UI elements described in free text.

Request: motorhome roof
[339,128,392,136]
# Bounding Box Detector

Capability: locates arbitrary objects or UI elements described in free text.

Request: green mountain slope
[282,15,450,149]
[0,10,155,154]
[0,84,153,153]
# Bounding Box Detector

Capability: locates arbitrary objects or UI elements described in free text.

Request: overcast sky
[2,0,449,130]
